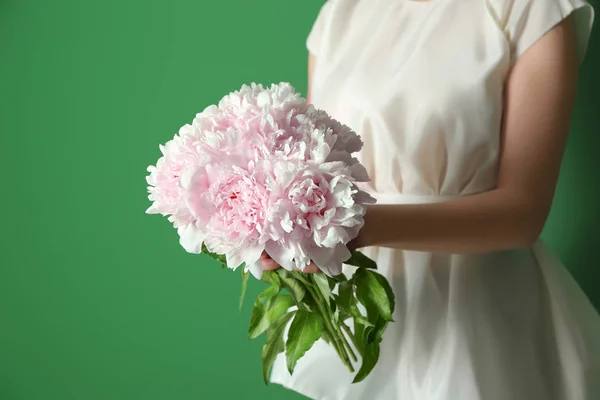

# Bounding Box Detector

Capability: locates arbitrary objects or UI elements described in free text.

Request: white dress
[270,0,599,399]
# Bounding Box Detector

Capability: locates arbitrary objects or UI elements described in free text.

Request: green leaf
[328,297,338,318]
[331,273,348,284]
[285,310,324,374]
[363,325,375,345]
[239,268,249,311]
[277,269,306,304]
[260,270,281,290]
[372,271,396,317]
[321,330,332,345]
[337,281,374,328]
[201,243,229,269]
[267,295,295,323]
[354,269,394,321]
[344,250,377,270]
[338,281,354,308]
[352,338,381,383]
[312,273,333,300]
[353,319,377,357]
[248,284,280,339]
[337,308,351,323]
[366,317,390,345]
[326,275,337,291]
[261,312,296,385]
[297,295,316,313]
[289,270,314,287]
[353,269,394,347]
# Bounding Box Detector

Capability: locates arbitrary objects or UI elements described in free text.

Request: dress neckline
[402,0,436,4]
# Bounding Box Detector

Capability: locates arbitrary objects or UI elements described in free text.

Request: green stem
[333,315,358,363]
[309,275,358,363]
[340,322,361,356]
[295,272,354,372]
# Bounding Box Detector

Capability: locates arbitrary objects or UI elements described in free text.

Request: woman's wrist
[353,205,382,249]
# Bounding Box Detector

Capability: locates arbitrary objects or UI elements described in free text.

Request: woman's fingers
[260,252,319,273]
[305,262,319,273]
[261,251,280,270]
[294,262,319,274]
[261,256,280,270]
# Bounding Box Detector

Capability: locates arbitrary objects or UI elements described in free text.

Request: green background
[1,1,598,399]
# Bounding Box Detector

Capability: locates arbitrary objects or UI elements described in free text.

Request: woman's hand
[259,234,369,274]
[260,251,320,274]
[259,211,375,273]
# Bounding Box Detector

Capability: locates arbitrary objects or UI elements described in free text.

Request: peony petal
[350,163,370,182]
[239,245,264,270]
[306,244,348,277]
[179,167,198,190]
[355,189,377,205]
[291,242,312,271]
[226,251,245,270]
[316,226,347,248]
[177,223,204,254]
[265,241,295,271]
[312,142,331,164]
[274,161,296,189]
[280,212,294,233]
[246,258,264,280]
[145,203,160,215]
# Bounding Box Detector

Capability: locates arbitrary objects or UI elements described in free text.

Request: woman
[264,0,599,399]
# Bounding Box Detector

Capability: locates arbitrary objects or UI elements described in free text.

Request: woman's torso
[311,0,509,196]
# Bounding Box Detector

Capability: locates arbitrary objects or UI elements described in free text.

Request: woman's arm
[307,51,316,105]
[354,15,581,254]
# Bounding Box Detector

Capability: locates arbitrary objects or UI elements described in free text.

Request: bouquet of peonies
[145,82,395,384]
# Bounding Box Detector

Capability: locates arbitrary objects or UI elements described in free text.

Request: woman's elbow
[518,209,549,248]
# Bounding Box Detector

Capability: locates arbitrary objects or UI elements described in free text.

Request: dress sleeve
[306,1,333,56]
[490,0,595,65]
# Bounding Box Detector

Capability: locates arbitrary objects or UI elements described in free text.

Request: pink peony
[145,125,204,221]
[262,160,374,276]
[182,160,270,276]
[146,82,376,278]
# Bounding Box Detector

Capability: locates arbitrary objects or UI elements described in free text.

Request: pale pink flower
[262,159,375,276]
[145,125,203,220]
[146,82,376,278]
[181,160,271,276]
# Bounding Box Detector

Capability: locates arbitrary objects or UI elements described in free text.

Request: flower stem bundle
[147,82,395,384]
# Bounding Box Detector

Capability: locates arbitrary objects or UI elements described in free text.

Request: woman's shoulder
[486,0,593,20]
[305,0,364,56]
[485,0,594,65]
